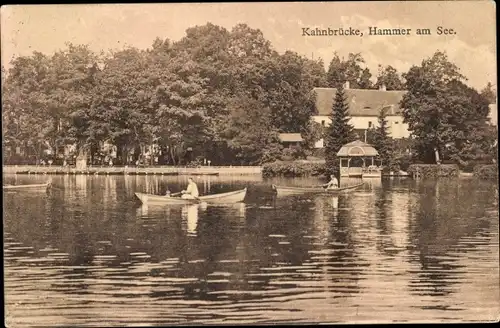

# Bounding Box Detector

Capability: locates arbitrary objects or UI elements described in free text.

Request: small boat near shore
[187,172,220,176]
[272,182,364,196]
[3,181,51,191]
[134,187,247,205]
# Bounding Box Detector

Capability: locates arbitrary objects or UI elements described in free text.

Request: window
[394,121,399,124]
[368,121,372,128]
[321,120,325,126]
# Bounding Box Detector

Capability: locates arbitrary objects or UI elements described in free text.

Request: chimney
[379,84,386,91]
[344,81,350,89]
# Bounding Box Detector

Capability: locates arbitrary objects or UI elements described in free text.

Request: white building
[312,84,410,148]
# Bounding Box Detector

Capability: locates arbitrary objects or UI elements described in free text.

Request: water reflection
[407,179,498,300]
[3,175,499,325]
[182,204,200,236]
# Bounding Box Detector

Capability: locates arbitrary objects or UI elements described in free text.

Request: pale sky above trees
[1,1,496,90]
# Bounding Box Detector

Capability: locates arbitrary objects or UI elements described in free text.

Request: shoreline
[2,165,262,176]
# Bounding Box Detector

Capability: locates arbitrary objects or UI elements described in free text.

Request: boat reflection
[182,204,200,236]
[330,195,339,209]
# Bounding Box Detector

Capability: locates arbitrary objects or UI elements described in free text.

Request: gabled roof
[313,87,407,117]
[337,140,379,157]
[278,133,303,142]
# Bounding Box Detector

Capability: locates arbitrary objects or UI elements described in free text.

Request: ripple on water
[3,178,499,325]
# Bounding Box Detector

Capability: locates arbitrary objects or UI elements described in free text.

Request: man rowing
[181,177,199,199]
[324,174,339,189]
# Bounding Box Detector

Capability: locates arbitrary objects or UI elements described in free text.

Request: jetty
[2,165,262,176]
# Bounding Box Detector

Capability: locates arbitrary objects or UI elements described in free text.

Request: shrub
[473,164,498,180]
[457,160,494,173]
[407,164,459,178]
[281,148,295,162]
[260,147,283,164]
[393,154,412,172]
[262,161,326,178]
[186,158,203,168]
[310,147,325,158]
[281,146,307,160]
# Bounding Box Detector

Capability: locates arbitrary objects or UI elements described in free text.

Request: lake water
[3,174,499,325]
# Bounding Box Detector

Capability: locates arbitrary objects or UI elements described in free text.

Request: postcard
[2,2,498,326]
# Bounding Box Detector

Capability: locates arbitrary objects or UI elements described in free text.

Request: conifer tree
[371,107,394,170]
[324,85,356,176]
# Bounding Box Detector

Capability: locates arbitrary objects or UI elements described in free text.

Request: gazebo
[337,140,380,178]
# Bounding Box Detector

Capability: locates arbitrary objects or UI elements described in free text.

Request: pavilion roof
[337,140,379,157]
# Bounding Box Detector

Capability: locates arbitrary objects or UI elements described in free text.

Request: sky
[1,1,497,90]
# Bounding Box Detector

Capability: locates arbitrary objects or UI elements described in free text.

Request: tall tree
[265,51,320,133]
[149,49,210,165]
[222,95,282,165]
[50,44,102,160]
[301,120,324,156]
[324,85,356,176]
[3,51,59,163]
[326,52,371,89]
[401,51,490,165]
[480,82,496,104]
[326,53,344,88]
[375,65,404,90]
[358,68,373,89]
[370,107,394,170]
[91,47,158,165]
[440,79,494,166]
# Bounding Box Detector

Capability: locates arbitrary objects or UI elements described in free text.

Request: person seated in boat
[165,189,171,197]
[181,177,199,199]
[324,174,339,189]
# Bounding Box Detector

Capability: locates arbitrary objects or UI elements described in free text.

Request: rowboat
[134,187,247,205]
[272,182,364,196]
[3,181,51,191]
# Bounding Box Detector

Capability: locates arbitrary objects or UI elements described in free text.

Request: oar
[170,191,183,197]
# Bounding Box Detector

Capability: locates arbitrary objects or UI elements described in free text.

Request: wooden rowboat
[135,187,247,205]
[3,181,51,191]
[272,182,364,196]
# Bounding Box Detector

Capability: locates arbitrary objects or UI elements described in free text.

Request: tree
[305,57,328,88]
[375,65,404,90]
[301,120,324,157]
[149,49,210,165]
[91,47,158,165]
[49,44,102,161]
[264,51,321,133]
[326,53,344,88]
[326,52,372,89]
[3,51,63,163]
[401,50,491,165]
[358,68,373,89]
[2,23,349,166]
[221,95,282,165]
[370,107,394,171]
[480,82,496,104]
[440,80,494,166]
[324,85,356,176]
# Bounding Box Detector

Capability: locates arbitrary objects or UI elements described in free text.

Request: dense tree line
[401,51,497,167]
[2,23,496,168]
[2,23,328,166]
